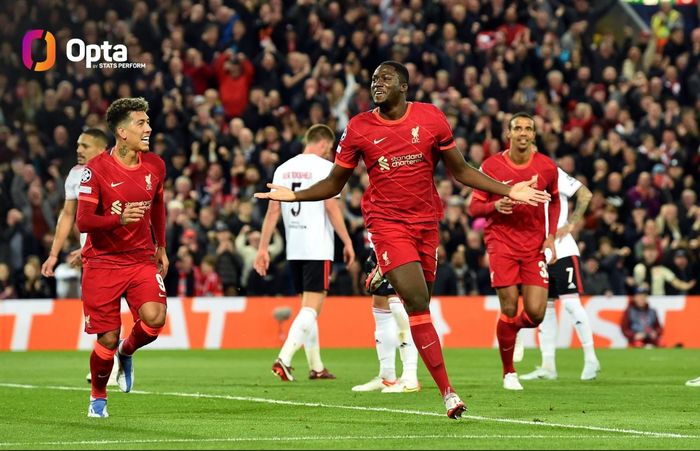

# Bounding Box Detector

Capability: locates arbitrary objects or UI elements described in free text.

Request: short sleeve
[64,168,81,200]
[431,105,455,151]
[77,165,100,204]
[557,168,581,198]
[334,122,362,169]
[471,164,494,202]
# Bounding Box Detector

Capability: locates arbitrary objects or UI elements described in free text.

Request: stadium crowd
[0,0,698,299]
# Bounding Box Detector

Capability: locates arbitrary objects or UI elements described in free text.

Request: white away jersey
[546,167,581,259]
[272,153,337,260]
[65,164,88,247]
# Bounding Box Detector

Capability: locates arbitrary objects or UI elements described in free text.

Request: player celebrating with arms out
[468,113,560,391]
[77,97,168,418]
[256,61,551,419]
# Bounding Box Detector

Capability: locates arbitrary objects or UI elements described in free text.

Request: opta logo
[22,29,56,71]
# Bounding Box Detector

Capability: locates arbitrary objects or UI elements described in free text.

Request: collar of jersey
[372,102,413,125]
[110,146,143,170]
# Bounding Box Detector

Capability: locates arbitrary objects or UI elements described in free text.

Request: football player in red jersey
[468,113,560,391]
[256,61,551,419]
[76,97,168,418]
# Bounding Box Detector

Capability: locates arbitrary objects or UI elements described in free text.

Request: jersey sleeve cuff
[78,196,99,204]
[334,159,356,169]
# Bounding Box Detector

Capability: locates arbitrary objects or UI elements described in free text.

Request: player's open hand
[508,175,551,206]
[254,250,270,276]
[120,204,146,225]
[253,184,296,202]
[495,197,514,214]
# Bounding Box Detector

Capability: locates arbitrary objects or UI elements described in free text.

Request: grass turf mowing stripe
[0,382,695,439]
[0,434,692,448]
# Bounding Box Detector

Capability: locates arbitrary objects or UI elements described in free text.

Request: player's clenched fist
[119,204,146,225]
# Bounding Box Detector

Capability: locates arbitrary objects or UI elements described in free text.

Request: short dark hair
[81,128,109,149]
[509,112,535,130]
[106,97,149,133]
[304,124,335,145]
[379,61,409,85]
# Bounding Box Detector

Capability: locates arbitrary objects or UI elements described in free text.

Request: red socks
[497,311,538,376]
[120,320,162,356]
[90,342,116,399]
[409,311,453,397]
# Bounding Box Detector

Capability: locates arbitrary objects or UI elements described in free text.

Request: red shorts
[368,219,439,282]
[487,251,549,289]
[82,262,167,334]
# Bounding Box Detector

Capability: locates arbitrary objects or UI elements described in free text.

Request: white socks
[373,307,397,381]
[389,297,418,383]
[279,306,317,367]
[538,300,557,372]
[561,294,598,364]
[304,315,324,372]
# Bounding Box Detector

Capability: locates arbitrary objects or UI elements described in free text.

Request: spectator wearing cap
[621,285,663,348]
[666,249,698,295]
[634,244,696,295]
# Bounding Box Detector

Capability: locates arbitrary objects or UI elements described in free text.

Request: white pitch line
[0,383,696,440]
[0,434,685,448]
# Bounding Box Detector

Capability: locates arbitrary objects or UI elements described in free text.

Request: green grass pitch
[0,348,699,449]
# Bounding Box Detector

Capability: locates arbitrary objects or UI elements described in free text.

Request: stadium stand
[0,0,697,298]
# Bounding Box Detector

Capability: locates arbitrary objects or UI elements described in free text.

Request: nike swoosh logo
[421,341,436,350]
[111,182,124,187]
[503,346,514,352]
[159,294,167,298]
[97,374,109,379]
[502,180,513,185]
[373,137,387,145]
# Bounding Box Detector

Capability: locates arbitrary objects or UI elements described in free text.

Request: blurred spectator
[582,257,612,296]
[15,257,52,299]
[0,262,16,300]
[633,244,696,295]
[621,286,663,348]
[235,224,282,293]
[195,255,223,296]
[213,221,244,295]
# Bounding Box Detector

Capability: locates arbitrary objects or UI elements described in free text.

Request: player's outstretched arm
[255,165,354,202]
[509,176,551,206]
[442,148,550,205]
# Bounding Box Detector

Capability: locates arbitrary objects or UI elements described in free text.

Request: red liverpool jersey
[472,150,559,256]
[334,102,455,226]
[78,150,165,267]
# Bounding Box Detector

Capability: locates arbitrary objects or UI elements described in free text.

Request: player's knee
[141,312,167,329]
[500,304,518,318]
[97,332,120,350]
[528,310,545,325]
[401,294,429,313]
